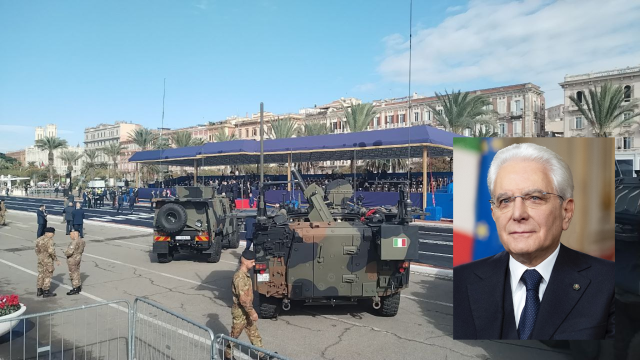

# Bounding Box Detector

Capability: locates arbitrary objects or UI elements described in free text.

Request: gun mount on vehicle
[252,169,420,318]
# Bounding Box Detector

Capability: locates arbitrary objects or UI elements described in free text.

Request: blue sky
[1,0,639,153]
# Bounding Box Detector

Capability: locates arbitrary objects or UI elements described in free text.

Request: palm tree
[82,149,101,183]
[295,120,330,173]
[129,128,157,186]
[212,128,238,142]
[428,90,495,135]
[171,131,206,147]
[34,136,68,185]
[569,82,640,137]
[59,150,83,183]
[152,136,171,150]
[345,103,377,133]
[102,142,125,184]
[296,120,330,137]
[269,117,298,139]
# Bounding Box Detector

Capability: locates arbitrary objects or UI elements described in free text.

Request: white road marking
[401,294,453,307]
[0,258,215,348]
[114,240,151,248]
[419,251,453,257]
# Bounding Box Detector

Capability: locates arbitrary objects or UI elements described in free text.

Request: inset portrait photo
[452,138,615,340]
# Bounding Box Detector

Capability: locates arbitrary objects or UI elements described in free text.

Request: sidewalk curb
[8,209,153,233]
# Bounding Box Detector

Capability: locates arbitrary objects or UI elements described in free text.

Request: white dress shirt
[509,242,561,328]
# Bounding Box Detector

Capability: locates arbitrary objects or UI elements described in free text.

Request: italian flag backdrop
[453,138,505,266]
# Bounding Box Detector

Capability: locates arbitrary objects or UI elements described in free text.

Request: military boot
[37,288,43,297]
[66,287,79,295]
[42,289,57,298]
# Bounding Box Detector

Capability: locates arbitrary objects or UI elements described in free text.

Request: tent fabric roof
[129,125,462,166]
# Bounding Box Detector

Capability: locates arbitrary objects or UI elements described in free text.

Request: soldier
[61,201,74,235]
[0,199,6,226]
[35,227,60,297]
[225,250,268,360]
[64,230,85,295]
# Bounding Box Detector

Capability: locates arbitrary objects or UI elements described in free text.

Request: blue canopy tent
[129,125,462,209]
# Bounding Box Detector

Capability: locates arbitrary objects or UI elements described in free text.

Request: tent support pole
[194,159,198,185]
[287,153,292,192]
[422,146,427,212]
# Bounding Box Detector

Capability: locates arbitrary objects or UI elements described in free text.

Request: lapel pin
[573,284,580,291]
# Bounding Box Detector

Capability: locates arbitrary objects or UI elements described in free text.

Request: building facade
[84,121,142,163]
[545,104,565,137]
[35,124,57,141]
[560,65,640,175]
[5,150,26,166]
[25,145,86,179]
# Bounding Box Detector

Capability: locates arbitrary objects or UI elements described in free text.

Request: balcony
[510,110,523,118]
[534,111,545,120]
[616,147,640,153]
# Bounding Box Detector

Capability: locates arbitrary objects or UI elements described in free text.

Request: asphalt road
[1,196,453,269]
[0,206,576,359]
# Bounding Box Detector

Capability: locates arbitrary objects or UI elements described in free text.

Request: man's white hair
[487,143,574,200]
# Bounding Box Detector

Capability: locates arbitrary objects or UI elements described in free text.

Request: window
[427,111,431,121]
[373,116,379,129]
[514,100,522,112]
[438,109,443,115]
[399,114,405,124]
[484,104,493,111]
[245,129,249,137]
[414,112,419,122]
[575,116,583,129]
[498,101,506,113]
[252,128,257,136]
[513,121,521,136]
[463,128,472,136]
[386,115,393,126]
[576,91,583,104]
[624,137,634,149]
[623,112,632,121]
[624,85,631,101]
[499,123,506,135]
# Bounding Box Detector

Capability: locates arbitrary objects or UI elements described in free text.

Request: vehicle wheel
[228,232,240,249]
[206,236,222,263]
[157,252,173,263]
[378,293,400,317]
[259,294,280,319]
[156,203,188,234]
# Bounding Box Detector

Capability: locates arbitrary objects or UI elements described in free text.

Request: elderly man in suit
[453,143,614,340]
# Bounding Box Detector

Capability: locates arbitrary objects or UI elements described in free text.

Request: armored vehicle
[252,169,419,318]
[152,186,239,263]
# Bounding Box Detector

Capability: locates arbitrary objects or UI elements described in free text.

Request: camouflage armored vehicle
[152,186,239,263]
[251,169,419,318]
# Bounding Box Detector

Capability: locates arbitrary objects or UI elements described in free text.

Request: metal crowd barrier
[131,297,215,360]
[0,299,131,360]
[0,298,288,360]
[214,333,289,360]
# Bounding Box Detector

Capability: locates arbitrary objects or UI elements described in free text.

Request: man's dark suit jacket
[453,243,614,340]
[71,208,85,225]
[36,209,47,225]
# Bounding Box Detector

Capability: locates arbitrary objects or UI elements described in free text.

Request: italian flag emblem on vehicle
[393,238,407,247]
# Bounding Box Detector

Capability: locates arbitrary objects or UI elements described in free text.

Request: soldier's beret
[44,227,55,233]
[241,249,255,260]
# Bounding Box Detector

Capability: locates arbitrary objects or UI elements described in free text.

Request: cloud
[0,125,34,134]
[194,0,209,10]
[377,0,640,105]
[445,5,464,13]
[352,83,377,92]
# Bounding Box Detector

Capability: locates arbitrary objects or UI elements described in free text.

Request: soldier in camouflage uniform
[64,230,85,295]
[35,227,60,298]
[0,199,6,226]
[225,250,268,360]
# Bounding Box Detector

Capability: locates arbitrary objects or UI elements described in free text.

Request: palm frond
[269,117,298,139]
[344,103,376,132]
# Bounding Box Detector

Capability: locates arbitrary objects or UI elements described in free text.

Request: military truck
[152,186,239,263]
[251,169,419,318]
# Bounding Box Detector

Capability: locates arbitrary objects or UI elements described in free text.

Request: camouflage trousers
[0,214,5,225]
[67,258,82,287]
[224,305,263,358]
[37,260,54,290]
